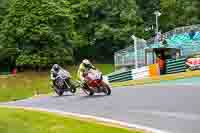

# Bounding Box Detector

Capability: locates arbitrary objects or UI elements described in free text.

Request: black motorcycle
[51,70,76,96]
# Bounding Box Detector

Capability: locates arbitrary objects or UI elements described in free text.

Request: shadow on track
[78,94,110,100]
[51,93,75,98]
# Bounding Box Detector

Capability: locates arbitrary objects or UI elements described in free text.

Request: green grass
[0,72,50,102]
[95,64,114,74]
[0,64,114,102]
[0,107,142,133]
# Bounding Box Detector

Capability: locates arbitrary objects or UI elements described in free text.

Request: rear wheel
[82,88,94,96]
[54,88,64,96]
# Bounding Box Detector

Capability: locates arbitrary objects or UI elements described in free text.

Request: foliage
[0,0,200,68]
[0,0,75,68]
[71,0,141,61]
[0,48,18,62]
[136,0,160,38]
[0,0,9,23]
[160,0,200,32]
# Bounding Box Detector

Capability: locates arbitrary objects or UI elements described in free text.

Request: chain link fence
[114,38,147,70]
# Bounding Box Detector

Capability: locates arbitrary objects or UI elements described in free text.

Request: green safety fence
[107,70,132,83]
[166,58,186,74]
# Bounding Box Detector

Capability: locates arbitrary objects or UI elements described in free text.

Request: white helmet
[82,59,90,65]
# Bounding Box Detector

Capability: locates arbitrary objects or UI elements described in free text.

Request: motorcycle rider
[51,64,76,89]
[77,59,96,88]
[51,64,61,86]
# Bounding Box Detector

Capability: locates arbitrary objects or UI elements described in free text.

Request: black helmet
[52,64,60,72]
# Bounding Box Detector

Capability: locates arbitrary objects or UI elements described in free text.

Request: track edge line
[0,105,171,133]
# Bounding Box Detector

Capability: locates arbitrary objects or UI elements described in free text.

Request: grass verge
[0,107,143,133]
[0,72,50,102]
[112,70,200,87]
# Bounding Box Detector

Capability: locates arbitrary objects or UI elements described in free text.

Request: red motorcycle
[82,69,111,96]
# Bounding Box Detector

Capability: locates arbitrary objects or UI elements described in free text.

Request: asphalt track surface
[1,78,200,133]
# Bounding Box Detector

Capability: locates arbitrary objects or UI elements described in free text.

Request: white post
[154,11,161,42]
[155,15,158,33]
[131,35,138,69]
[134,37,138,69]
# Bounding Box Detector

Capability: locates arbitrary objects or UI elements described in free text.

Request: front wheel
[103,83,111,95]
[70,87,77,93]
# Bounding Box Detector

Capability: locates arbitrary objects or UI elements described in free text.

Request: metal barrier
[166,58,186,74]
[106,65,158,83]
[107,70,133,82]
[132,66,149,80]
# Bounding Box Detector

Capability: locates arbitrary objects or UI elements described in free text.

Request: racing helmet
[52,64,60,72]
[82,59,91,67]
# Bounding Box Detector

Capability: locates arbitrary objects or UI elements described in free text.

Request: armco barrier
[106,64,160,83]
[166,58,186,74]
[132,66,149,80]
[107,70,132,82]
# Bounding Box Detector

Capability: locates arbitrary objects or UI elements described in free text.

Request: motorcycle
[51,69,77,96]
[82,69,111,96]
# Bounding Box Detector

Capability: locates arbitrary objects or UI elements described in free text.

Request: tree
[0,0,75,68]
[2,0,199,68]
[160,0,200,32]
[136,0,159,38]
[0,0,9,23]
[71,0,142,61]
